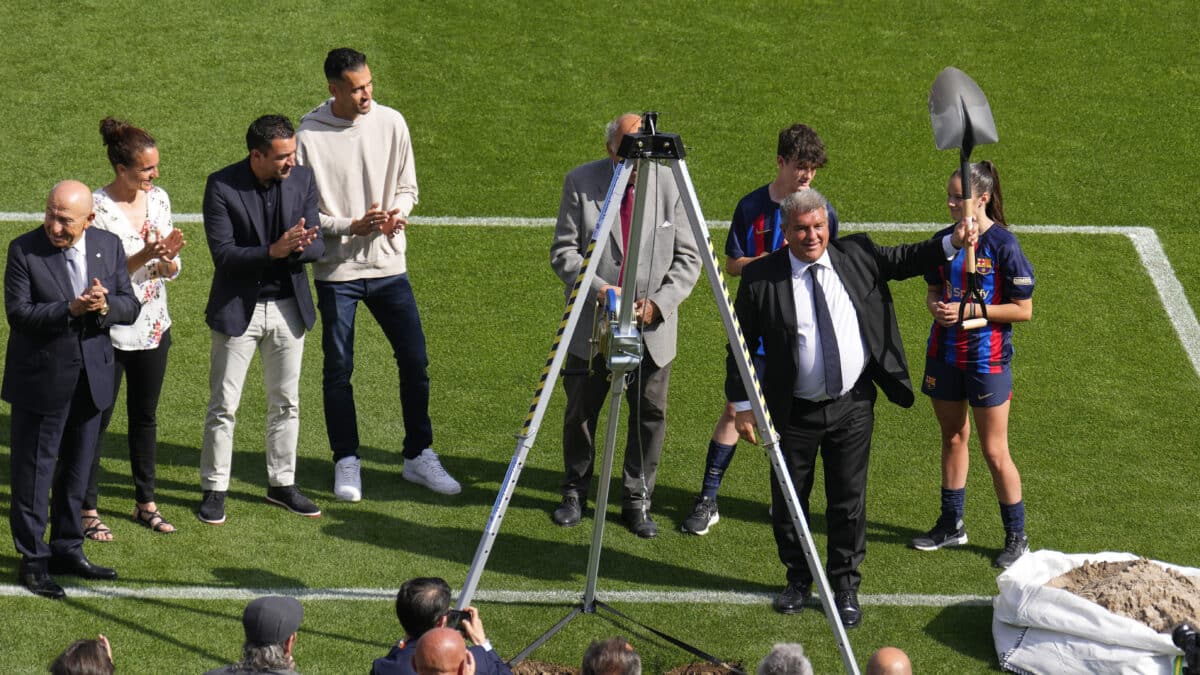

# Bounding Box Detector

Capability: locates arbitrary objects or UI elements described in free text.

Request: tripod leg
[669,159,861,675]
[457,161,636,608]
[582,370,627,608]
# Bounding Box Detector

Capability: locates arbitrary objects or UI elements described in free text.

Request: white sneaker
[333,456,362,502]
[403,448,461,495]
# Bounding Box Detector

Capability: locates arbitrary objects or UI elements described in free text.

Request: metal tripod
[457,113,860,674]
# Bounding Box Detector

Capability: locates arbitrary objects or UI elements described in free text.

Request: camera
[443,609,470,632]
[1175,622,1199,675]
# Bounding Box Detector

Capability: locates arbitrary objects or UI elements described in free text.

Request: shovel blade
[929,67,999,151]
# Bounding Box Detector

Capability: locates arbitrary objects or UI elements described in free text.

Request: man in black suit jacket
[198,115,325,525]
[3,180,139,598]
[726,188,972,626]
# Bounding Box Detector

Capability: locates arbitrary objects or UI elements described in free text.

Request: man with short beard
[296,47,461,502]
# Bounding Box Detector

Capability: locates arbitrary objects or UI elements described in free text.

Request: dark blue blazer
[202,158,324,337]
[2,226,139,415]
[726,233,951,425]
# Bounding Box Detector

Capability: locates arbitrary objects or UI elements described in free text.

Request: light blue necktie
[64,247,86,297]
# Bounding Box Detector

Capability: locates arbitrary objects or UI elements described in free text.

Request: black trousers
[771,375,876,592]
[560,352,671,510]
[85,329,171,508]
[9,370,101,562]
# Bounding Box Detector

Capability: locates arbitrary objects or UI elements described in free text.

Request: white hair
[757,642,814,675]
[778,188,827,222]
[605,112,640,153]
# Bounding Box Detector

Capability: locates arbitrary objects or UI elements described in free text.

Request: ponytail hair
[99,117,156,169]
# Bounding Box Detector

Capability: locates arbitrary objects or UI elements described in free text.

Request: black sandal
[82,514,114,542]
[133,505,176,533]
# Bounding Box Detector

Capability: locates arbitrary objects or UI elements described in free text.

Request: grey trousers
[201,299,306,491]
[560,352,671,510]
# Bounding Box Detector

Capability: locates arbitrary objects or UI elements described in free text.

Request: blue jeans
[316,274,432,461]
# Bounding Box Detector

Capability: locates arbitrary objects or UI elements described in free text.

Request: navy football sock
[940,487,965,526]
[700,440,736,499]
[1000,500,1026,534]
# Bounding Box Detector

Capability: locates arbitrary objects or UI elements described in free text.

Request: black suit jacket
[2,227,139,415]
[726,233,951,426]
[202,158,325,336]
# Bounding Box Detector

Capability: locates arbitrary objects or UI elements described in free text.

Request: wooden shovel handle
[960,317,988,330]
[963,190,976,274]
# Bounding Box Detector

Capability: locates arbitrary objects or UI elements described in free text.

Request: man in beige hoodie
[296,48,460,502]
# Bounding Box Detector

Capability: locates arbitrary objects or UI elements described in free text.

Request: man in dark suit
[3,180,139,598]
[198,115,325,525]
[727,188,972,626]
[371,577,511,675]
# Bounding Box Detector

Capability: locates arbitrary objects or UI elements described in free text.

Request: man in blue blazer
[726,189,973,626]
[3,180,139,599]
[198,115,325,525]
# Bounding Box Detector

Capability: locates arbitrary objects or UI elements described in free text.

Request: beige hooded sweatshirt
[296,99,418,281]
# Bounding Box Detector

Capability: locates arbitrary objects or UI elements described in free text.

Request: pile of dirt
[512,661,578,675]
[1047,558,1200,632]
[664,663,744,674]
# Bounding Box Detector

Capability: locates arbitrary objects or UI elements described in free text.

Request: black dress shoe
[18,563,65,600]
[48,553,118,580]
[835,589,862,628]
[772,582,811,614]
[621,509,657,539]
[552,495,582,527]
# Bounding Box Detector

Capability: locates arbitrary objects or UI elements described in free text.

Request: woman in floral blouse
[82,118,185,538]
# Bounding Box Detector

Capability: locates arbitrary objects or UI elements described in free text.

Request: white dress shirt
[789,250,868,401]
[732,235,960,410]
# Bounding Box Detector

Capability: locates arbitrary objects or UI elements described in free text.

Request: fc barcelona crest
[975,257,993,275]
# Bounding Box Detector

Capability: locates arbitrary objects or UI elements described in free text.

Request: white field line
[2,215,1196,377]
[0,583,993,606]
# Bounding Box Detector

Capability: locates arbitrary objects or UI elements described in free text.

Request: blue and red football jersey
[925,224,1035,373]
[725,184,839,260]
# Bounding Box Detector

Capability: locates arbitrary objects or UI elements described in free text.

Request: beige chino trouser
[200,298,306,491]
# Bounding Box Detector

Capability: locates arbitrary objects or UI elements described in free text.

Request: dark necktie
[618,183,634,286]
[809,266,843,398]
[64,247,86,297]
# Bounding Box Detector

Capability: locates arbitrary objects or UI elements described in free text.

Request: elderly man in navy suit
[198,115,325,525]
[4,180,139,599]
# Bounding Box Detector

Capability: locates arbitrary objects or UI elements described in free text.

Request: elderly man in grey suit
[549,113,700,538]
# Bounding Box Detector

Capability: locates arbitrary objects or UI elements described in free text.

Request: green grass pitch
[1,1,1199,673]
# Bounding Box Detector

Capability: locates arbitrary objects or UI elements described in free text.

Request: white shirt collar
[788,249,831,278]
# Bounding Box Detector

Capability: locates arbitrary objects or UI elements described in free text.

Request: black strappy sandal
[133,505,176,533]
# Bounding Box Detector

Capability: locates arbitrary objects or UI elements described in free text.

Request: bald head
[867,647,912,675]
[412,627,467,675]
[43,180,94,248]
[605,113,642,163]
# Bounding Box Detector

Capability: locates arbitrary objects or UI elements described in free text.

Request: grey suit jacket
[550,158,700,366]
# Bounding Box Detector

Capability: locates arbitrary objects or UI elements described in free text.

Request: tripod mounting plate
[617,111,686,160]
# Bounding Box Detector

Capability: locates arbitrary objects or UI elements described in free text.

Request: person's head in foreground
[757,642,813,675]
[49,634,113,675]
[412,627,474,675]
[867,646,913,675]
[581,636,641,675]
[235,595,304,672]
